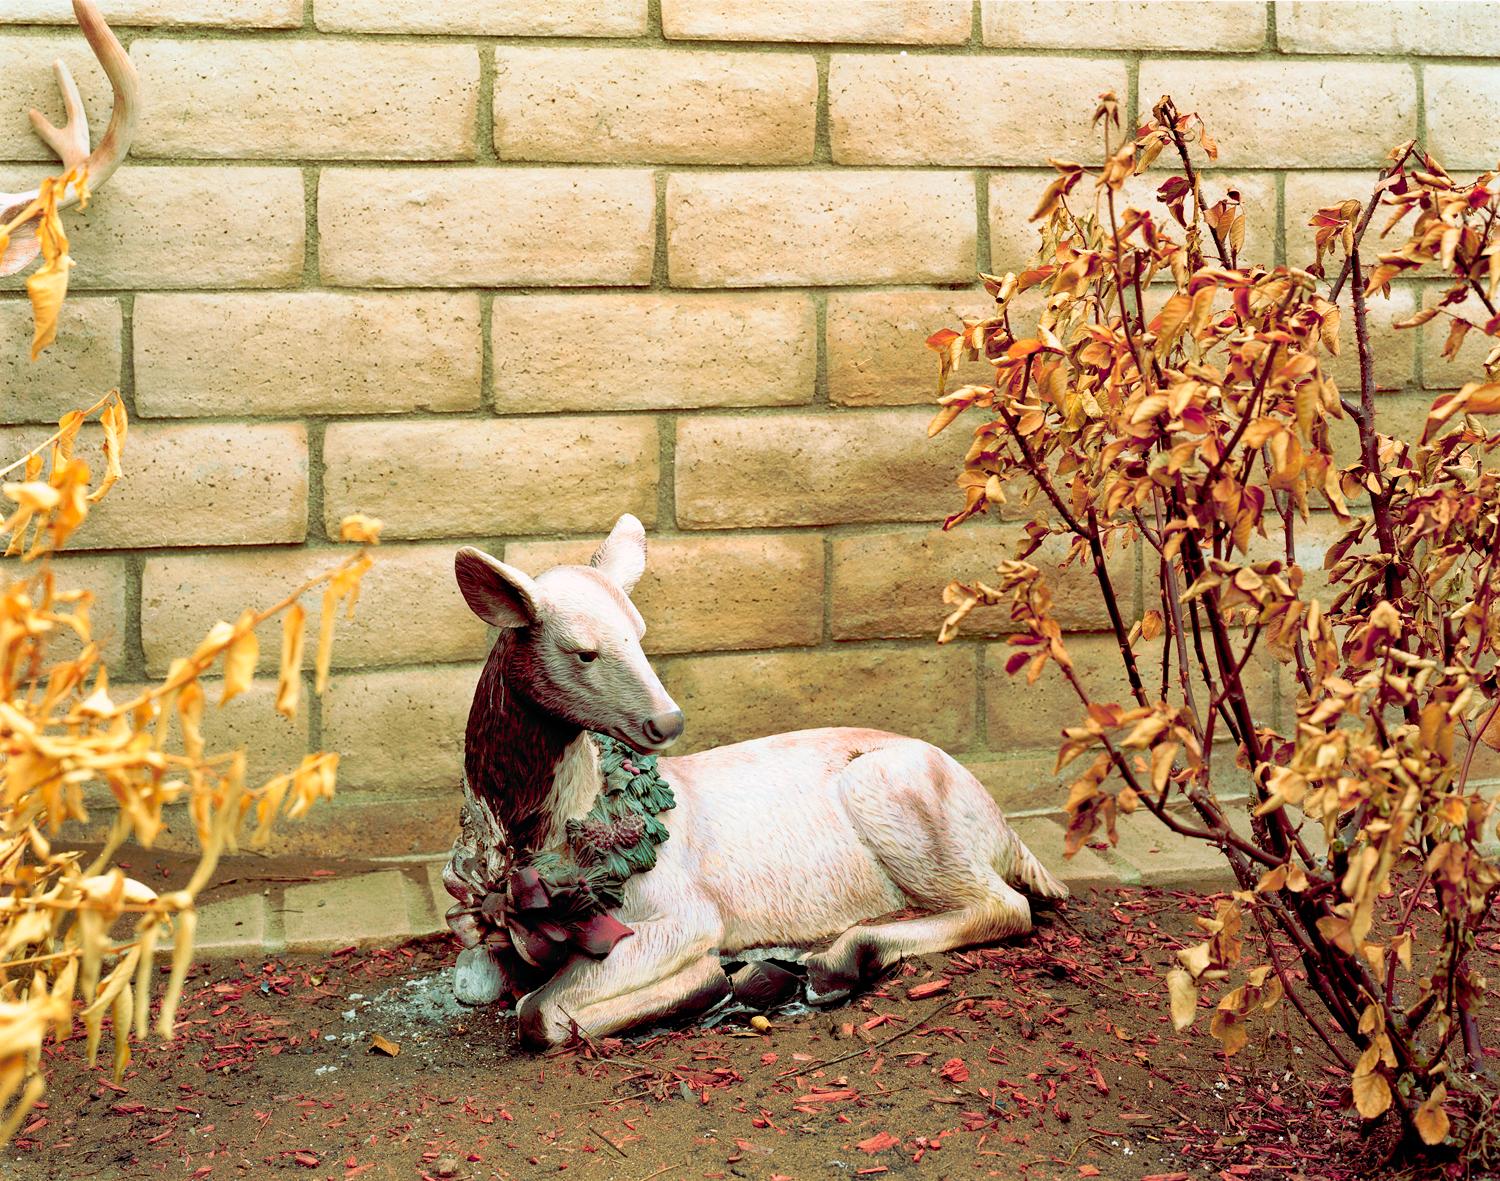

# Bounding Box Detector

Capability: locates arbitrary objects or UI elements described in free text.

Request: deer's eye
[576,650,598,663]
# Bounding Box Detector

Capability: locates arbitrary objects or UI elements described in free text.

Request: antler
[0,0,139,276]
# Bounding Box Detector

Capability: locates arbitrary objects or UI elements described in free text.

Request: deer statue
[442,515,1067,1049]
[1,0,139,276]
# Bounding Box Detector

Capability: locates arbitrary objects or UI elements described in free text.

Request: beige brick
[503,533,824,655]
[494,48,815,165]
[1329,391,1431,474]
[70,789,456,859]
[251,791,459,858]
[0,34,113,162]
[1095,811,1233,888]
[659,645,976,753]
[989,171,1277,278]
[323,417,659,540]
[662,0,970,43]
[0,297,120,423]
[830,56,1128,166]
[1,422,308,549]
[1246,509,1352,606]
[826,289,992,407]
[1278,2,1500,56]
[1008,815,1121,890]
[492,292,814,413]
[2,0,300,26]
[831,524,1135,641]
[282,869,421,951]
[0,166,304,289]
[986,634,1125,751]
[1306,281,1415,393]
[23,553,130,668]
[315,0,645,35]
[135,293,481,417]
[962,753,1068,818]
[1426,66,1500,172]
[107,676,310,785]
[1419,284,1496,389]
[321,664,479,792]
[134,40,477,160]
[1136,60,1416,169]
[675,409,962,528]
[983,1,1264,49]
[141,544,488,677]
[984,633,1278,751]
[318,168,654,288]
[420,862,453,934]
[668,172,974,288]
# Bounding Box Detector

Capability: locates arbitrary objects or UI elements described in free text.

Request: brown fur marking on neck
[465,631,582,854]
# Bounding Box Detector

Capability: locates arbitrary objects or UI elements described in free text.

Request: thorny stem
[1158,98,1229,269]
[1453,243,1500,318]
[1201,341,1282,491]
[1326,141,1419,304]
[1050,655,1279,871]
[1351,245,1422,733]
[1458,697,1500,793]
[1087,508,1151,711]
[993,374,1150,710]
[1246,898,1356,1071]
[1275,492,1315,695]
[994,393,1085,538]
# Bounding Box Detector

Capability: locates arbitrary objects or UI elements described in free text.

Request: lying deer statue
[1,0,138,276]
[444,515,1065,1049]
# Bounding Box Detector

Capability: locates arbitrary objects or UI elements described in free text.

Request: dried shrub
[929,92,1500,1153]
[0,173,381,1140]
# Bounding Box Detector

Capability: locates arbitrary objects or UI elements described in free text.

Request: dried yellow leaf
[220,612,258,706]
[338,513,383,545]
[277,603,306,720]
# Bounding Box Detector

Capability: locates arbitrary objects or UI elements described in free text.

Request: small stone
[435,1158,459,1178]
[453,945,511,1006]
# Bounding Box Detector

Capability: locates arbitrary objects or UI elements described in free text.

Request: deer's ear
[454,547,541,629]
[589,514,647,595]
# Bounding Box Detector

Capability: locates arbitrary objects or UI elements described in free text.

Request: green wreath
[443,733,677,980]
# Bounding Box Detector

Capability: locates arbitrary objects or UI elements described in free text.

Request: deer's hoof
[453,946,511,1007]
[515,994,568,1051]
[804,951,856,1007]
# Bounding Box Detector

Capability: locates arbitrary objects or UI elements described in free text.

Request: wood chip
[368,1034,400,1057]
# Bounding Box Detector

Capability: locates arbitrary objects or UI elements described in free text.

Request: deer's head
[454,515,685,754]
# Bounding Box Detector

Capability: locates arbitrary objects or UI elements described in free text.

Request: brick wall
[1,0,1491,856]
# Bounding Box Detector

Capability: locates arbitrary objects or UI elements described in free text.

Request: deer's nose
[643,710,684,747]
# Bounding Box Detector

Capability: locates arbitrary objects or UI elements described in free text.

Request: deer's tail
[998,820,1068,900]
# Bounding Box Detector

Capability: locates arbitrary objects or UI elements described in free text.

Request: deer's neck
[464,634,600,853]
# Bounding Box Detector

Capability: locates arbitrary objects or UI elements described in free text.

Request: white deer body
[449,516,1065,1048]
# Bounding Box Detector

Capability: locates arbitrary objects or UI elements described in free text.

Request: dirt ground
[7,884,1490,1181]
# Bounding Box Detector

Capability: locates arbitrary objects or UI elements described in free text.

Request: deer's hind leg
[805,742,1032,1003]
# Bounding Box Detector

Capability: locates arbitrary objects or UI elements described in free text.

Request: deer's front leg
[516,915,727,1049]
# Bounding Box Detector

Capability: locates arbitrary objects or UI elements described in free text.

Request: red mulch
[10,884,1495,1180]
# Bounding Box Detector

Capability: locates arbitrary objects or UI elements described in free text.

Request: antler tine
[60,0,140,200]
[2,0,137,217]
[28,59,91,172]
[0,0,137,276]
